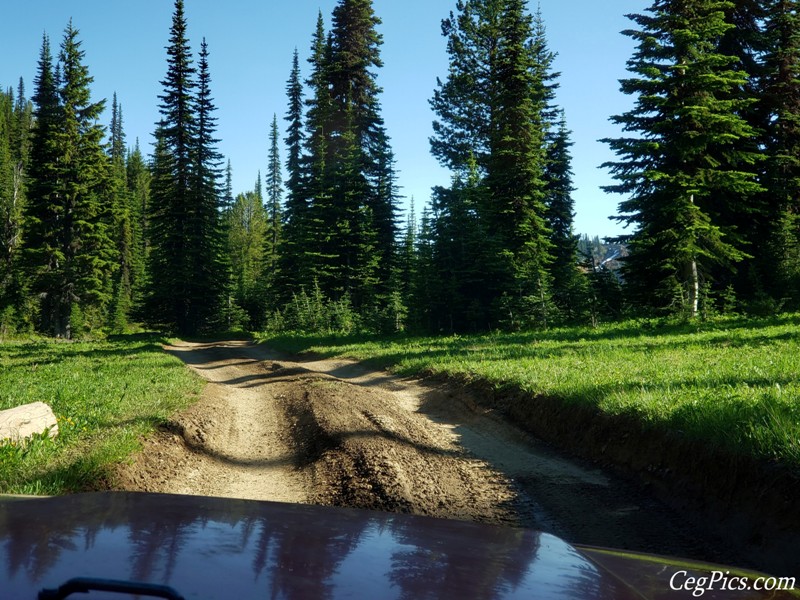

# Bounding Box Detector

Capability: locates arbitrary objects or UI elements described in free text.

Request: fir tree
[149,0,224,334]
[603,0,762,316]
[24,24,114,337]
[266,113,282,275]
[277,49,306,302]
[0,81,32,332]
[126,139,150,315]
[221,159,234,211]
[190,37,225,331]
[108,93,133,332]
[430,0,557,329]
[760,0,800,306]
[545,112,587,321]
[23,35,62,333]
[301,11,336,292]
[485,0,553,328]
[0,90,15,321]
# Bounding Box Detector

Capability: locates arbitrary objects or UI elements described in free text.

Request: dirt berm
[111,340,799,577]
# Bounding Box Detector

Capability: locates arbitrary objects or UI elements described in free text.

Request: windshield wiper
[38,577,185,599]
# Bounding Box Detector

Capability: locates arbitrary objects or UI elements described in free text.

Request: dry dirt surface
[114,339,738,566]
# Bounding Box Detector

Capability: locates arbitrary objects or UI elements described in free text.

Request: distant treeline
[1,0,799,338]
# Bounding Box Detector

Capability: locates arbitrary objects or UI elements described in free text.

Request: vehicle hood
[0,492,792,599]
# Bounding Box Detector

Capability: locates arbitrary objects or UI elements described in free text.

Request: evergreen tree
[107,93,133,331]
[149,1,223,334]
[428,164,492,332]
[148,0,197,333]
[301,11,337,292]
[221,159,234,211]
[126,139,150,316]
[266,113,282,276]
[760,0,800,306]
[430,0,557,329]
[0,80,32,332]
[191,37,225,330]
[279,49,306,300]
[603,0,762,317]
[24,24,114,337]
[485,0,553,328]
[0,89,16,326]
[23,35,62,333]
[545,112,587,321]
[280,0,399,316]
[328,0,399,307]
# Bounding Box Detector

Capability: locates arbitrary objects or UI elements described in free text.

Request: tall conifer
[24,24,114,336]
[430,0,557,329]
[266,114,282,275]
[603,0,762,316]
[760,0,800,306]
[149,0,223,334]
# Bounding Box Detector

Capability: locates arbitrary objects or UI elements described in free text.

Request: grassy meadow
[264,314,800,469]
[0,335,202,495]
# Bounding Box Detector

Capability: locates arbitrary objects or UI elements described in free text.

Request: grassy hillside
[264,314,800,469]
[0,335,202,495]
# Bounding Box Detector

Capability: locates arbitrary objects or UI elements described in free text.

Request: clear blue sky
[0,0,646,239]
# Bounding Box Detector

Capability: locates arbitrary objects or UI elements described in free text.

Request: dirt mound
[282,373,519,524]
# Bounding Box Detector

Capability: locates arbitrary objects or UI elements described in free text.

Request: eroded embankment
[439,373,800,577]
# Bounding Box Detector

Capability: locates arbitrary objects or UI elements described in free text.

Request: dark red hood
[0,492,792,599]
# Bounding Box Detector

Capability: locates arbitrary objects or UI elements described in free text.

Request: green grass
[0,334,203,495]
[261,314,800,468]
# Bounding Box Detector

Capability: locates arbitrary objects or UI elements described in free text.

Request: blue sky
[0,0,646,238]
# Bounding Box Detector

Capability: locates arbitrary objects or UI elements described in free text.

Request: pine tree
[1,80,33,332]
[149,0,223,334]
[0,89,16,324]
[266,114,282,276]
[23,35,63,334]
[148,0,197,333]
[277,49,307,301]
[191,37,225,329]
[284,50,304,202]
[430,0,556,329]
[328,0,399,307]
[545,112,587,321]
[301,11,337,293]
[126,139,150,316]
[603,0,762,317]
[428,165,492,332]
[107,93,133,332]
[760,0,800,306]
[485,0,553,328]
[24,24,115,337]
[221,159,234,211]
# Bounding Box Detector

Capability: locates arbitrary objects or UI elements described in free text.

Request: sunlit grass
[0,335,203,495]
[262,314,800,467]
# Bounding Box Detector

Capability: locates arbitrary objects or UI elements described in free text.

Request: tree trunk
[688,195,699,318]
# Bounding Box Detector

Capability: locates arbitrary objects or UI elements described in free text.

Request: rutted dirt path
[114,339,734,565]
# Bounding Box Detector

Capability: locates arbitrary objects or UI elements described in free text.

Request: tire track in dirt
[113,339,736,567]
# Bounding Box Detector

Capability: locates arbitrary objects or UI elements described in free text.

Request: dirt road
[114,339,735,565]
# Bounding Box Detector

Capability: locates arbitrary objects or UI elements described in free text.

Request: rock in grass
[0,402,59,444]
